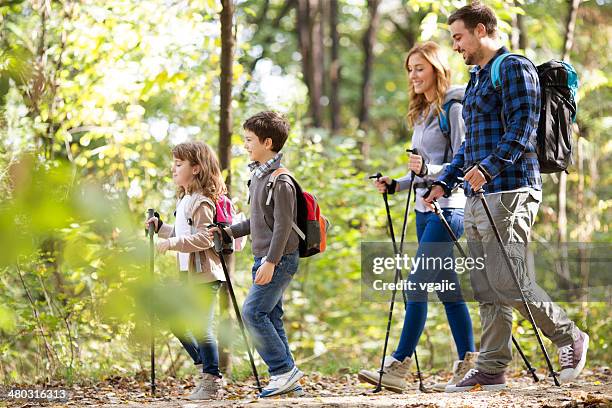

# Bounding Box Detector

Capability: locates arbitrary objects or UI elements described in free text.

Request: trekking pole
[512,336,539,382]
[474,190,559,386]
[369,168,428,393]
[210,225,262,392]
[146,208,156,396]
[369,172,402,393]
[397,148,427,393]
[429,200,539,383]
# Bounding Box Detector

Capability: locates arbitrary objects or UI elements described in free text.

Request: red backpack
[266,168,330,258]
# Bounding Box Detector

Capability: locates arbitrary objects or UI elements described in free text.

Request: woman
[359,41,476,393]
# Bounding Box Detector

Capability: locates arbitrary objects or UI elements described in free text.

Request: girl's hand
[254,261,276,285]
[145,217,159,232]
[409,153,424,174]
[156,239,170,254]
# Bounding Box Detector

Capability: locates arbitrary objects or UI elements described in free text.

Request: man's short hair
[448,2,498,37]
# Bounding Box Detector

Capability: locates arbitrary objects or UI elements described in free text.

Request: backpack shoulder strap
[265,168,305,241]
[438,99,462,162]
[184,194,215,225]
[266,168,293,205]
[491,52,535,90]
[184,194,215,274]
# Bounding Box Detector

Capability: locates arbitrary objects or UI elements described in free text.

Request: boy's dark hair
[243,111,290,152]
[448,1,497,37]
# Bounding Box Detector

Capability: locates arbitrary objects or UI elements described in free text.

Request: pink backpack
[214,194,234,226]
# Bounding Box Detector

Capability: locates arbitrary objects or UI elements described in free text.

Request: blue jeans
[392,209,475,362]
[243,250,299,376]
[174,281,221,377]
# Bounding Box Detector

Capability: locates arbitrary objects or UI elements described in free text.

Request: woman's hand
[373,176,393,193]
[409,153,425,175]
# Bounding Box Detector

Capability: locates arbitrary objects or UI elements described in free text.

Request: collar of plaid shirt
[469,46,508,84]
[248,153,283,179]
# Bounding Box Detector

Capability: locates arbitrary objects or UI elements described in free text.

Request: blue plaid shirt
[437,47,542,196]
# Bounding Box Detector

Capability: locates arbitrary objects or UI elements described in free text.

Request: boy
[211,111,303,397]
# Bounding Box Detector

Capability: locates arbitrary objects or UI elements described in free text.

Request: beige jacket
[158,193,226,283]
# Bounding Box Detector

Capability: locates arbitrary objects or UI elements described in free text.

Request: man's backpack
[491,53,578,173]
[437,99,463,163]
[266,168,330,258]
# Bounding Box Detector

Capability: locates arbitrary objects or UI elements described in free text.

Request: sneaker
[188,373,223,400]
[259,366,304,398]
[432,351,479,392]
[358,356,412,393]
[281,384,306,397]
[558,331,589,383]
[445,368,506,392]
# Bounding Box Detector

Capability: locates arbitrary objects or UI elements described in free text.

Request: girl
[359,41,477,392]
[145,141,226,400]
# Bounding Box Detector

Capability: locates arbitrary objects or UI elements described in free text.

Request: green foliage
[0,0,610,385]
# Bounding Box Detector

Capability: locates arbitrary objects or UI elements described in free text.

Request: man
[424,2,588,392]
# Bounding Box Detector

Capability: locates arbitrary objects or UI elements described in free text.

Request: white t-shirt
[175,195,192,271]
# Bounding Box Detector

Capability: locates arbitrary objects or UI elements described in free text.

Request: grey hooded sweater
[397,85,467,212]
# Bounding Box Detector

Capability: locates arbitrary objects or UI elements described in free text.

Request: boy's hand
[254,261,276,285]
[145,216,159,232]
[423,185,445,210]
[207,226,220,240]
[156,239,170,254]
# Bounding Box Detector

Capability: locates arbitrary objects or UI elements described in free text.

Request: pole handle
[147,208,155,237]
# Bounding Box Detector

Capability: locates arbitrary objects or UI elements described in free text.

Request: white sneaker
[259,366,304,398]
[558,331,589,383]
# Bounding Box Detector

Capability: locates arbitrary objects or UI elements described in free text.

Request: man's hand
[156,238,170,254]
[254,261,276,285]
[423,185,445,210]
[465,165,487,192]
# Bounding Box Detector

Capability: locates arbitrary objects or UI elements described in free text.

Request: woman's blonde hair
[172,141,227,202]
[405,41,451,128]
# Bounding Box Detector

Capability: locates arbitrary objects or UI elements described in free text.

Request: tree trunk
[297,0,324,128]
[556,0,581,289]
[329,0,340,133]
[219,0,234,195]
[511,1,527,50]
[311,0,324,127]
[218,0,235,376]
[517,11,527,50]
[562,0,581,61]
[358,0,380,161]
